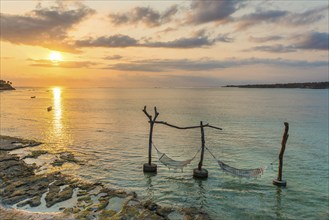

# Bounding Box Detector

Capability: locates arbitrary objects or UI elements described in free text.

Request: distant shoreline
[0,80,15,90]
[224,81,329,89]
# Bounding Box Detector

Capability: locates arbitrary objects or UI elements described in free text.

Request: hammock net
[206,146,266,178]
[217,160,266,178]
[153,144,200,170]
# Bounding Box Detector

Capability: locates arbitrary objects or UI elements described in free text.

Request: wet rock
[99,210,116,219]
[0,158,34,179]
[51,158,65,166]
[23,150,48,159]
[156,206,173,218]
[97,199,109,210]
[182,207,211,220]
[0,135,42,151]
[30,195,42,207]
[143,200,159,211]
[51,152,82,167]
[45,185,74,207]
[77,190,88,197]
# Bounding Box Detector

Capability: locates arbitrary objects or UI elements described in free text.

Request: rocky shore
[0,135,210,220]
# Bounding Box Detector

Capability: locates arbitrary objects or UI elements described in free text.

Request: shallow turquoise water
[1,88,328,219]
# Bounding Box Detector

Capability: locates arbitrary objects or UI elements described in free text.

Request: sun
[49,52,63,62]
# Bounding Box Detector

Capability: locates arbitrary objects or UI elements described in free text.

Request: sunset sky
[1,0,328,88]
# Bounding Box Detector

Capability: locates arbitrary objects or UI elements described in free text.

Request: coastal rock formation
[0,80,15,90]
[0,135,211,220]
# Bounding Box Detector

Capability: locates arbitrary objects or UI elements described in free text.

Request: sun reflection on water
[48,87,72,151]
[53,87,62,133]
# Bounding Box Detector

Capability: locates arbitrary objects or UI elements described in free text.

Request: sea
[0,87,328,219]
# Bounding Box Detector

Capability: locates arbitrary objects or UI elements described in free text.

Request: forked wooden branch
[143,105,222,130]
[143,106,152,121]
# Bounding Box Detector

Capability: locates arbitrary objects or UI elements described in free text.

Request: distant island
[0,80,15,90]
[225,82,329,89]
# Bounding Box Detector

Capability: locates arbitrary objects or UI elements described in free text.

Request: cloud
[236,10,288,30]
[246,32,329,53]
[104,55,123,60]
[29,59,97,68]
[145,35,216,48]
[75,31,231,49]
[246,45,297,53]
[236,5,328,30]
[109,5,178,27]
[0,57,14,60]
[249,35,283,43]
[186,0,242,24]
[295,32,329,50]
[105,57,328,72]
[156,27,178,34]
[76,35,138,47]
[0,3,95,52]
[284,5,328,26]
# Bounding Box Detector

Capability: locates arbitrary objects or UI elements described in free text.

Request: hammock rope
[206,146,266,178]
[153,143,201,171]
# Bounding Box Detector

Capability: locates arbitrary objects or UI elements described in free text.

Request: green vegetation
[0,80,15,90]
[225,81,329,89]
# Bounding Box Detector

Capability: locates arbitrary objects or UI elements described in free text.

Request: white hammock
[206,146,266,178]
[217,160,266,178]
[153,144,200,171]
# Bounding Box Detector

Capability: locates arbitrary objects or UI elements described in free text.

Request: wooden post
[143,106,158,173]
[193,121,209,179]
[148,119,154,165]
[198,121,205,170]
[273,122,289,186]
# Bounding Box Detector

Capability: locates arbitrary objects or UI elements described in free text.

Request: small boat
[31,96,36,98]
[47,106,52,111]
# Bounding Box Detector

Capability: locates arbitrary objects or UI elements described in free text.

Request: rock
[30,195,42,207]
[46,185,74,207]
[0,136,42,151]
[51,152,82,167]
[23,150,48,159]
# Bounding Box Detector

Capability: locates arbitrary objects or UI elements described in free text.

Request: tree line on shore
[0,80,15,90]
[225,81,329,89]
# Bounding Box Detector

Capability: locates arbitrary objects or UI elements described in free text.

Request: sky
[0,0,328,88]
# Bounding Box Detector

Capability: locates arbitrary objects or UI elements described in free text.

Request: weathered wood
[143,105,221,175]
[154,121,222,130]
[198,121,206,170]
[278,122,289,181]
[273,122,289,186]
[143,106,159,166]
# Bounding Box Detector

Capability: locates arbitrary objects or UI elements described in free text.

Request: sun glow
[49,52,63,62]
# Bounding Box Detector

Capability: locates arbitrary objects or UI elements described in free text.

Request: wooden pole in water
[193,121,208,179]
[198,121,205,170]
[143,106,159,173]
[273,122,289,186]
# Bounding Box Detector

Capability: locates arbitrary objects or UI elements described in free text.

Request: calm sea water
[1,87,328,219]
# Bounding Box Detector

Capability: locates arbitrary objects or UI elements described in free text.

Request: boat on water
[47,106,52,111]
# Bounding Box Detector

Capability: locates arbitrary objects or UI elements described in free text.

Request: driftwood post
[193,121,209,179]
[273,122,289,186]
[143,106,159,173]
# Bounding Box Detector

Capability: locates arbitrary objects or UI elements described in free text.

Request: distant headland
[225,82,329,89]
[0,80,15,90]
